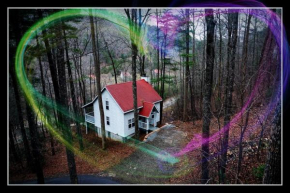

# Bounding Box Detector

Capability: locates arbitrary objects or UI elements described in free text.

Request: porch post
[146,118,149,132]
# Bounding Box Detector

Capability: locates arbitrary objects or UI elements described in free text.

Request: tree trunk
[102,34,118,84]
[201,9,215,184]
[217,12,223,111]
[183,9,190,122]
[9,68,33,169]
[90,56,93,100]
[190,9,197,121]
[62,21,84,151]
[56,23,79,184]
[236,105,250,183]
[90,12,106,149]
[9,122,20,162]
[263,101,281,184]
[160,36,167,126]
[26,103,45,184]
[220,11,239,184]
[36,34,55,155]
[156,9,160,93]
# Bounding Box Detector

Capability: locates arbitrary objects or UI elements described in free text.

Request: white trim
[154,100,163,104]
[124,106,143,114]
[138,104,159,118]
[123,100,162,114]
[152,105,159,113]
[138,114,149,118]
[82,87,106,108]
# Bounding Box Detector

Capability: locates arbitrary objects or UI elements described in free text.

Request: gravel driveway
[105,124,187,184]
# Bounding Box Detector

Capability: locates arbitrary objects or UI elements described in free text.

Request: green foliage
[72,48,82,54]
[101,65,112,74]
[252,164,265,180]
[164,58,171,64]
[180,53,193,58]
[171,67,179,71]
[151,78,158,84]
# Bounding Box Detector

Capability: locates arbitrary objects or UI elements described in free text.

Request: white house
[82,78,162,142]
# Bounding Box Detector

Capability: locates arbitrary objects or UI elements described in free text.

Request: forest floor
[9,101,271,184]
[9,129,136,183]
[160,105,272,184]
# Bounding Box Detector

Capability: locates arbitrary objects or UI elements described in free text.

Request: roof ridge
[105,79,145,88]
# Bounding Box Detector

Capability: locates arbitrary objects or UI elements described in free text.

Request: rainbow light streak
[14,9,180,178]
[172,5,286,158]
[14,1,287,179]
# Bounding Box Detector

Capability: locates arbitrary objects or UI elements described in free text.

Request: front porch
[138,121,158,131]
[138,114,159,133]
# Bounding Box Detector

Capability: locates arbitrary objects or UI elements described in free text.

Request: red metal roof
[139,101,154,117]
[106,79,162,112]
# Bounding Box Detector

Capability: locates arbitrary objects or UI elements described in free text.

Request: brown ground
[9,128,135,183]
[163,106,272,184]
[9,105,272,184]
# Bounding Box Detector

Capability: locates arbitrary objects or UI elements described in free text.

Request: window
[151,114,154,118]
[132,118,135,127]
[128,119,132,129]
[128,118,135,129]
[106,100,109,110]
[106,116,110,125]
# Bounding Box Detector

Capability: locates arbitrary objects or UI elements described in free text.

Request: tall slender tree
[220,10,239,184]
[62,21,84,151]
[9,9,33,169]
[183,9,190,122]
[90,11,106,149]
[201,9,215,184]
[26,103,45,183]
[124,8,151,139]
[55,22,79,184]
[190,9,198,121]
[263,101,281,184]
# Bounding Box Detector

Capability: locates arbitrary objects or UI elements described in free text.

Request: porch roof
[139,101,158,118]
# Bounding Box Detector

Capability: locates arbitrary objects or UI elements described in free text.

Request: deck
[85,112,95,124]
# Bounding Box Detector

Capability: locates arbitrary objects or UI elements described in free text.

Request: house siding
[93,89,125,137]
[92,89,162,139]
[123,111,136,137]
[154,102,161,123]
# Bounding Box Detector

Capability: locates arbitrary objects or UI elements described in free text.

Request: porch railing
[85,112,95,124]
[139,121,147,129]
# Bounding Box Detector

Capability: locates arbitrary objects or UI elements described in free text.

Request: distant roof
[89,74,96,79]
[120,71,131,76]
[106,79,162,112]
[153,69,160,74]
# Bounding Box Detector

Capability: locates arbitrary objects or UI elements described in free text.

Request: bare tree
[201,9,215,184]
[90,10,106,149]
[263,101,281,184]
[220,10,239,183]
[124,8,151,139]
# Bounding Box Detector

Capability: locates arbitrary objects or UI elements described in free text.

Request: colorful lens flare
[13,1,286,182]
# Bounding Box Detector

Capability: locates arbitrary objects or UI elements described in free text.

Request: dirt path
[104,124,187,184]
[163,96,177,110]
